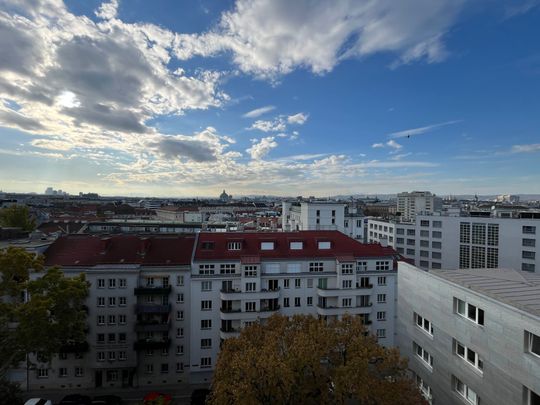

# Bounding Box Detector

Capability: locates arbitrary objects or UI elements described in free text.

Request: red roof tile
[194,231,398,261]
[44,234,195,266]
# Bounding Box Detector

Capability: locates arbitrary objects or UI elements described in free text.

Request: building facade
[397,262,540,405]
[18,231,399,391]
[396,191,442,222]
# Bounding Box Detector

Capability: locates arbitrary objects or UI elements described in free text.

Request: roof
[194,231,398,261]
[430,268,540,318]
[44,234,195,266]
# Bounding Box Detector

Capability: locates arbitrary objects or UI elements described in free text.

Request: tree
[209,315,427,405]
[0,247,89,376]
[0,205,36,232]
[0,378,23,405]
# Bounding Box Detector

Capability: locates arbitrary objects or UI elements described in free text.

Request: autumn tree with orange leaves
[209,314,427,405]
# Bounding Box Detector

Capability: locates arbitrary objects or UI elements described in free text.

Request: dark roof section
[44,234,196,266]
[194,231,398,261]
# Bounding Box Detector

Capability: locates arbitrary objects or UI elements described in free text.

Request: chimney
[139,237,151,256]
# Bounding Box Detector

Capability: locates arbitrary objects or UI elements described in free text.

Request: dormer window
[261,241,275,250]
[201,241,214,250]
[318,241,331,250]
[227,241,242,251]
[290,241,303,250]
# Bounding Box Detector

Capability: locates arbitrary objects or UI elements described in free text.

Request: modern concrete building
[16,231,399,391]
[397,262,540,405]
[367,213,540,272]
[396,191,442,222]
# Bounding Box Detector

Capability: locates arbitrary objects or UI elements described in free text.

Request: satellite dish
[491,206,495,210]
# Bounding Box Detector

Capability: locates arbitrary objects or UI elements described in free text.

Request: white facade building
[397,262,540,405]
[396,191,442,222]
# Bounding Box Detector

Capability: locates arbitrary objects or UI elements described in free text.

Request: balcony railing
[59,341,89,353]
[133,339,170,350]
[220,327,241,333]
[135,321,171,332]
[259,305,280,312]
[135,304,171,314]
[220,308,242,313]
[134,285,172,295]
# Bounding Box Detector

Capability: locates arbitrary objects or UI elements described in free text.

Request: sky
[0,0,539,198]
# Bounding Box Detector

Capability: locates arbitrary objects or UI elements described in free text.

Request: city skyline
[1,0,540,197]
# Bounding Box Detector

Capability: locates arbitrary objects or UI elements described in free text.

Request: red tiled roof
[44,234,195,266]
[194,231,398,261]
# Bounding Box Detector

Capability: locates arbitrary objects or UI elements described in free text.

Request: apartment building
[282,201,365,241]
[24,235,195,391]
[397,262,540,405]
[367,214,540,272]
[18,231,399,390]
[396,191,442,222]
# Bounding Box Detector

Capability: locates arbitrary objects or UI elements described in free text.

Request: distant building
[219,190,232,203]
[397,263,540,405]
[396,191,442,222]
[282,201,346,232]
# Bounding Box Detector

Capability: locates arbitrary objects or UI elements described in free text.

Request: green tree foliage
[209,315,427,405]
[0,378,23,405]
[0,248,89,376]
[0,205,36,232]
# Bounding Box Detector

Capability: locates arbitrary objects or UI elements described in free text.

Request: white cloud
[249,119,286,132]
[388,120,461,139]
[372,143,385,148]
[95,0,119,20]
[243,105,275,118]
[175,0,467,78]
[511,143,540,153]
[287,112,308,125]
[246,136,278,160]
[386,140,402,150]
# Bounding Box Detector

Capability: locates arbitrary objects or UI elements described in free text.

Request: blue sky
[0,0,539,197]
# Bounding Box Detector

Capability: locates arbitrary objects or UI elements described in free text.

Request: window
[341,263,354,274]
[407,249,416,256]
[342,279,352,289]
[454,298,484,326]
[420,250,429,257]
[415,375,433,404]
[97,297,105,307]
[407,239,415,246]
[309,262,324,272]
[290,241,303,250]
[420,236,429,244]
[356,261,368,272]
[377,294,386,303]
[176,275,184,286]
[526,331,540,357]
[200,357,212,368]
[176,345,184,355]
[119,314,126,324]
[376,329,386,338]
[420,220,430,227]
[108,333,116,343]
[118,333,126,343]
[376,261,390,271]
[220,264,237,274]
[176,328,184,338]
[522,263,536,272]
[487,224,499,246]
[244,266,258,277]
[201,281,212,291]
[295,297,301,307]
[108,351,116,361]
[432,231,442,239]
[200,319,212,330]
[377,276,386,286]
[433,220,442,228]
[201,241,214,250]
[318,241,331,249]
[460,245,470,269]
[96,333,105,344]
[523,238,536,247]
[199,264,215,275]
[176,293,184,303]
[523,226,536,234]
[295,278,301,288]
[396,228,405,235]
[108,297,116,307]
[432,252,441,259]
[245,301,256,312]
[432,241,442,249]
[176,311,184,320]
[523,251,536,259]
[97,315,105,325]
[37,368,48,378]
[108,315,116,325]
[201,300,212,311]
[453,376,478,404]
[471,246,485,268]
[160,363,169,374]
[97,352,105,362]
[75,367,84,377]
[472,223,486,244]
[227,241,242,250]
[396,237,404,244]
[414,313,434,336]
[97,278,105,288]
[119,297,127,306]
[284,279,290,289]
[454,340,483,372]
[460,222,471,243]
[108,278,116,289]
[176,362,184,373]
[245,282,256,292]
[59,367,68,377]
[377,311,386,321]
[284,298,290,307]
[526,388,540,405]
[261,241,275,250]
[307,297,313,306]
[201,338,212,349]
[413,342,433,370]
[145,364,154,374]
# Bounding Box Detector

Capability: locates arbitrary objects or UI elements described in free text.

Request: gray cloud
[0,108,44,131]
[152,137,218,162]
[0,17,42,75]
[63,104,149,134]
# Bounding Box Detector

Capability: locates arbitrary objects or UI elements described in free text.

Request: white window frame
[414,342,433,370]
[455,340,483,373]
[525,331,540,358]
[454,376,478,405]
[261,241,275,250]
[454,298,484,326]
[414,312,434,337]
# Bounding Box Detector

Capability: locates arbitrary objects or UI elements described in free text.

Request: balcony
[220,305,280,321]
[135,321,171,332]
[133,338,170,350]
[59,341,89,353]
[317,285,373,297]
[316,305,372,317]
[135,303,171,314]
[219,327,241,339]
[134,285,172,295]
[220,288,281,301]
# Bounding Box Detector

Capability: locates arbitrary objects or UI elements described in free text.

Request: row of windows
[37,367,84,378]
[97,314,127,325]
[97,333,126,344]
[97,278,127,289]
[97,351,127,362]
[144,362,186,374]
[97,296,127,307]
